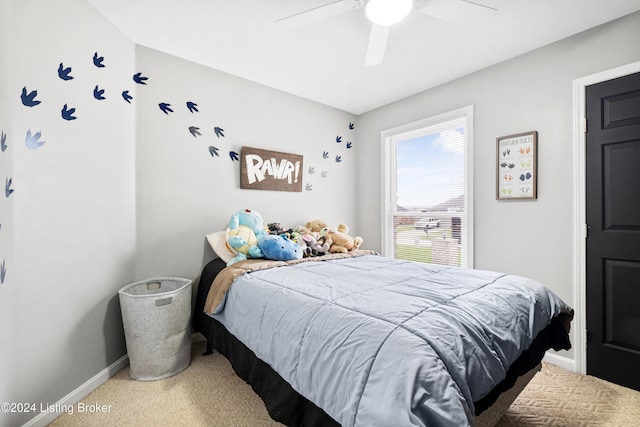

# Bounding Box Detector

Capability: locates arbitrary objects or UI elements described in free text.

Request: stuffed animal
[321,224,363,254]
[292,224,330,257]
[305,219,329,234]
[267,222,284,235]
[268,222,304,241]
[230,209,266,236]
[226,226,263,265]
[294,225,311,235]
[225,209,265,265]
[301,233,330,256]
[293,234,309,256]
[294,234,323,257]
[258,234,303,261]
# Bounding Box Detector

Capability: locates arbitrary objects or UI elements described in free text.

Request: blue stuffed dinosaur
[258,234,303,261]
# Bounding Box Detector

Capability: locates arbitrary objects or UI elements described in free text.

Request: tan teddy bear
[321,224,363,254]
[305,219,329,234]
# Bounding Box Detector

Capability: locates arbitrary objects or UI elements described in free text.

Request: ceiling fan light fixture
[365,0,413,26]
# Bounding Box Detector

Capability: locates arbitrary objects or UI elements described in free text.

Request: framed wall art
[496,131,538,200]
[240,146,303,192]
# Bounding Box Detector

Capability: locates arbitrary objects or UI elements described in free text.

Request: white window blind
[382,106,473,268]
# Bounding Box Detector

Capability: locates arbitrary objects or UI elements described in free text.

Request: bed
[192,251,573,427]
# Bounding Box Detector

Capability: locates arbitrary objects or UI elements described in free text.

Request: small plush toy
[305,219,329,234]
[301,233,330,256]
[226,209,265,265]
[294,234,320,257]
[258,234,303,261]
[294,225,311,235]
[322,224,363,254]
[267,222,284,235]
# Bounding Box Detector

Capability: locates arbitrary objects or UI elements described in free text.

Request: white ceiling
[88,0,640,115]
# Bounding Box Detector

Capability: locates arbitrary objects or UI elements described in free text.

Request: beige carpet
[50,341,640,426]
[497,362,640,427]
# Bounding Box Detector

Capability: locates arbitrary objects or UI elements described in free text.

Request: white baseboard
[543,351,576,373]
[22,355,129,427]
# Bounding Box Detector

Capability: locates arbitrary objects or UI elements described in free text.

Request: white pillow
[206,231,235,263]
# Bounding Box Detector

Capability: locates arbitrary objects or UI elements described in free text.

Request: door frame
[572,60,640,375]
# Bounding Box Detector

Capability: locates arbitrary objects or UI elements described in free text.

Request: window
[382,106,473,268]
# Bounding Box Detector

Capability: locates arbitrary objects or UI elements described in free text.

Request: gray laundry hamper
[119,277,192,381]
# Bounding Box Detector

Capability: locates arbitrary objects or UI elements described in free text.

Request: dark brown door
[585,71,640,391]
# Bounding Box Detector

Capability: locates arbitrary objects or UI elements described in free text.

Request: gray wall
[134,46,357,280]
[1,1,356,426]
[356,11,640,361]
[1,1,136,426]
[0,0,15,414]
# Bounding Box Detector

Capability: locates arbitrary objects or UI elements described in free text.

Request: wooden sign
[240,146,303,192]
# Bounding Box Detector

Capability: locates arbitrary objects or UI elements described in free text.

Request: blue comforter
[212,254,572,426]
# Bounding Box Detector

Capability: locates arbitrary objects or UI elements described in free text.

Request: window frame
[381,105,474,268]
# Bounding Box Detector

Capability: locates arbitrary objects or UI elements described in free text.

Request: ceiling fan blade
[416,0,498,24]
[276,0,361,27]
[364,24,390,67]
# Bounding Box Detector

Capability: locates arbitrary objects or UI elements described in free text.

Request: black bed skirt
[193,258,572,426]
[193,258,338,426]
[206,316,341,427]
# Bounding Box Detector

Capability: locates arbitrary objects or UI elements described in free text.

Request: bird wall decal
[159,103,173,114]
[25,130,45,149]
[0,259,6,284]
[5,177,15,197]
[186,101,199,113]
[93,52,105,68]
[189,126,201,137]
[21,87,41,107]
[57,63,74,80]
[61,104,77,121]
[93,85,106,100]
[133,72,148,85]
[121,90,133,103]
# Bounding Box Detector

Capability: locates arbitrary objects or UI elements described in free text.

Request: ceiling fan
[276,0,498,67]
